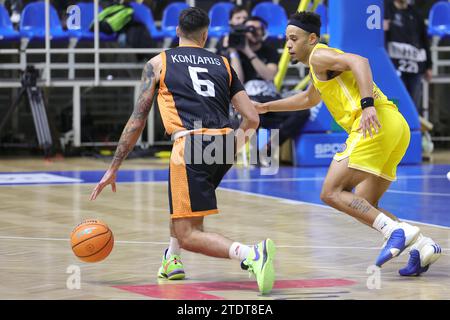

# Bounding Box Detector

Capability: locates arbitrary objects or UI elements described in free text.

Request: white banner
[387,41,427,62]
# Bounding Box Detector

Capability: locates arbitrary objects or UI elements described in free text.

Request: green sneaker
[242,239,276,294]
[157,249,185,280]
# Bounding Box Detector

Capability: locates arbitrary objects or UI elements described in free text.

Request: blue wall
[328,0,420,130]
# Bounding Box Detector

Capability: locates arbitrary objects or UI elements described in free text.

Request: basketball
[70,219,114,263]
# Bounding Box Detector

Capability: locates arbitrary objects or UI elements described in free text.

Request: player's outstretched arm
[253,84,321,114]
[90,56,161,200]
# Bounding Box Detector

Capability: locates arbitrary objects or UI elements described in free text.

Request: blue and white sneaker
[376,222,420,267]
[399,235,442,276]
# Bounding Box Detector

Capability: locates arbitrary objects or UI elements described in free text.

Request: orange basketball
[70,219,114,263]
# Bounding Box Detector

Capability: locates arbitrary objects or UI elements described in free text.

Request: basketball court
[0,0,449,302]
[0,158,448,300]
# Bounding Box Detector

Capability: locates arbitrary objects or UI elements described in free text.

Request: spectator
[384,0,432,115]
[231,0,266,14]
[218,15,310,166]
[1,0,79,24]
[216,5,249,57]
[1,0,23,23]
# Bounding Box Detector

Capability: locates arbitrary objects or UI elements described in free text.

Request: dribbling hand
[90,169,117,200]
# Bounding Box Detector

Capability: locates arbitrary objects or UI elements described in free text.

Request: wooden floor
[0,158,448,300]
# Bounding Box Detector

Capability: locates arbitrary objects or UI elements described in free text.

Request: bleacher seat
[251,2,288,39]
[316,4,328,36]
[19,2,69,41]
[208,2,234,38]
[0,4,20,41]
[68,2,116,41]
[428,1,450,38]
[130,2,165,41]
[161,2,189,39]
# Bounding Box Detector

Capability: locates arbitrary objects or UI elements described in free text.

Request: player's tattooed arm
[90,56,161,200]
[110,57,161,171]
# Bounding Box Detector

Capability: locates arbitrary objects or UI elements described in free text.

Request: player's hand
[90,169,117,200]
[222,35,229,48]
[425,69,432,82]
[358,106,381,139]
[252,100,269,114]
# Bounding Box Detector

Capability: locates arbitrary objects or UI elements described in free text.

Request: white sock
[229,242,251,261]
[373,213,399,238]
[166,237,181,257]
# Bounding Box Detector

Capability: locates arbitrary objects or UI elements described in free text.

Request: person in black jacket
[384,0,432,115]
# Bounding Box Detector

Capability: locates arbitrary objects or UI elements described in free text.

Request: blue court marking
[1,164,449,227]
[0,170,168,186]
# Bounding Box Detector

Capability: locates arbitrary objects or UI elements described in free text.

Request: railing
[3,0,445,146]
[423,37,450,142]
[0,0,304,149]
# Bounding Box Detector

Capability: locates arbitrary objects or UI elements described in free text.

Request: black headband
[288,19,320,37]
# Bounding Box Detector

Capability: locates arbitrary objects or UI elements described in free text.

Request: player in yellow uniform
[254,12,441,275]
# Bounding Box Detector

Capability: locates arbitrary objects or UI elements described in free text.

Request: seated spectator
[1,0,23,23]
[216,5,249,54]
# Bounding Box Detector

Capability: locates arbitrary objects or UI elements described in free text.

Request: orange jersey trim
[169,136,192,214]
[171,209,219,219]
[158,51,185,135]
[222,56,232,87]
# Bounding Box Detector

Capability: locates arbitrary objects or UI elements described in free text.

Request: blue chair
[428,1,450,37]
[251,2,287,39]
[129,2,165,41]
[161,2,189,39]
[316,4,328,36]
[208,2,234,38]
[68,2,116,41]
[0,4,20,41]
[20,1,69,41]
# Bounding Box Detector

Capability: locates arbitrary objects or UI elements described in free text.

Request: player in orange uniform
[90,7,275,294]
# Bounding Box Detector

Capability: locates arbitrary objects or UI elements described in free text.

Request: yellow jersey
[309,43,396,133]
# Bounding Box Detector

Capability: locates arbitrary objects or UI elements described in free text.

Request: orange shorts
[169,132,234,219]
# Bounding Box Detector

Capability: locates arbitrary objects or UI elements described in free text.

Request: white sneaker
[375,222,420,267]
[399,234,442,276]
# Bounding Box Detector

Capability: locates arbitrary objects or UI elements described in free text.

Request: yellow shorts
[333,105,410,181]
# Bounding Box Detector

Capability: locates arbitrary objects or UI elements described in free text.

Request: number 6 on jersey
[188,66,215,97]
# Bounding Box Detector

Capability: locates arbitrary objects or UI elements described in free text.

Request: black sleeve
[384,1,394,43]
[384,0,393,20]
[230,66,245,98]
[418,11,432,69]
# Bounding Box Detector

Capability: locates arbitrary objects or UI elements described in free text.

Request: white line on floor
[218,187,450,230]
[0,235,448,251]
